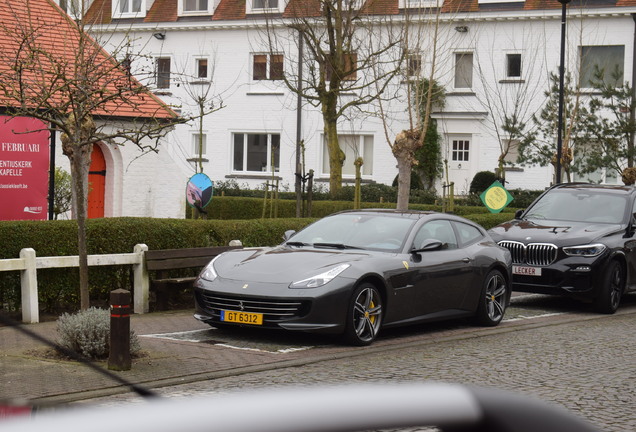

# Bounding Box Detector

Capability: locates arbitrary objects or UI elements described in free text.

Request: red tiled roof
[283,0,324,18]
[146,0,179,22]
[362,0,400,15]
[84,0,112,24]
[0,0,175,120]
[441,0,479,13]
[213,0,247,20]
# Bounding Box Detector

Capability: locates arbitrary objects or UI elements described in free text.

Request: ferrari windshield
[524,189,628,224]
[289,213,417,251]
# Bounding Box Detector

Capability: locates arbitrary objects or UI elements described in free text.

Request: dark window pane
[156,58,170,89]
[253,55,267,80]
[580,45,624,87]
[233,134,244,171]
[247,134,268,171]
[272,134,280,171]
[507,54,521,78]
[198,59,208,78]
[270,55,284,80]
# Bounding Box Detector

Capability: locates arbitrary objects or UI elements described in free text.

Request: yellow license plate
[220,310,263,325]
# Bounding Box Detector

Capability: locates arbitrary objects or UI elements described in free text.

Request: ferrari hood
[489,218,623,246]
[211,246,371,283]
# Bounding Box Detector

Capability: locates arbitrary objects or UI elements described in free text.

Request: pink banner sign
[0,116,50,220]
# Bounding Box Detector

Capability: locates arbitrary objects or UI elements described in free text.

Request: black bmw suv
[489,183,636,313]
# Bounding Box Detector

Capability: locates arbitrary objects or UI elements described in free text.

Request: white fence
[0,244,151,323]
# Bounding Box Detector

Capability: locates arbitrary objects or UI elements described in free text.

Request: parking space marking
[503,312,565,322]
[141,329,315,353]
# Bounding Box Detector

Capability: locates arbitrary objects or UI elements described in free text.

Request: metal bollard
[108,289,131,371]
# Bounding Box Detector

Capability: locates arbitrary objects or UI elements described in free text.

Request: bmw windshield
[524,189,628,224]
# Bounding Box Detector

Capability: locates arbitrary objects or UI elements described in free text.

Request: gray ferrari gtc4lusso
[194,209,512,345]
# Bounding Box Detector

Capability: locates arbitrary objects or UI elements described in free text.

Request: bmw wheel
[475,269,508,326]
[343,283,383,346]
[595,260,624,314]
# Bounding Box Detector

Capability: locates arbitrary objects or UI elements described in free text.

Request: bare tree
[0,0,192,309]
[261,0,404,197]
[374,3,451,210]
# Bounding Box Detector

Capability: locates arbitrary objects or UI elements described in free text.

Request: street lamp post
[555,0,571,184]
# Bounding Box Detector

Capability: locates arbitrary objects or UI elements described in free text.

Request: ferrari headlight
[562,244,606,257]
[289,264,350,289]
[199,256,220,281]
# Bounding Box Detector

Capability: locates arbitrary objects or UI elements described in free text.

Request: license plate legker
[513,265,542,276]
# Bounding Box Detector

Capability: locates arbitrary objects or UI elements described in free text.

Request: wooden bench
[144,245,242,310]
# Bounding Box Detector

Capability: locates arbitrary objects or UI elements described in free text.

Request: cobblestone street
[79,295,636,431]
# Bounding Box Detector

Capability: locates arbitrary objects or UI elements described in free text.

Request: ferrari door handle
[462,258,471,263]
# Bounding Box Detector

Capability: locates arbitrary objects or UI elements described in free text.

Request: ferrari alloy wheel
[475,269,508,326]
[344,283,383,346]
[595,260,624,314]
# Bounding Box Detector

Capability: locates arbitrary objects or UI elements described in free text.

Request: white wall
[87,7,634,216]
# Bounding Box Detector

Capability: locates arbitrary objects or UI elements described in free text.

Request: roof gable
[0,0,175,120]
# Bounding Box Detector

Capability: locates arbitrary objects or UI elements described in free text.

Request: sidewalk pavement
[2,303,630,407]
[0,309,326,406]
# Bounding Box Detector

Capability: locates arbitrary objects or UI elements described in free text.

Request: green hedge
[206,196,517,220]
[0,208,515,313]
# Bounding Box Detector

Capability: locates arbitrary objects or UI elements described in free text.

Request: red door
[88,144,105,219]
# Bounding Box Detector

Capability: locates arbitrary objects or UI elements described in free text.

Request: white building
[56,0,636,214]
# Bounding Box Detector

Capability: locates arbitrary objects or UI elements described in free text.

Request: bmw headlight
[562,244,607,257]
[289,264,350,289]
[199,256,220,281]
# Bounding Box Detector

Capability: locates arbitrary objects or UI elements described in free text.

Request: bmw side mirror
[515,209,524,220]
[283,230,296,241]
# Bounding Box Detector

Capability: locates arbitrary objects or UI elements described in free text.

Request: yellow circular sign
[484,186,508,211]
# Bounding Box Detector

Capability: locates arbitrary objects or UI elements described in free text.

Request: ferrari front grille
[199,292,308,321]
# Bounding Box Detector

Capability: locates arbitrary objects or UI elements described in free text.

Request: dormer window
[246,0,286,14]
[185,0,208,12]
[112,0,146,18]
[179,0,213,14]
[399,0,444,8]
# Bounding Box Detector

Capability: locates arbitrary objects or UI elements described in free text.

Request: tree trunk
[322,98,345,197]
[61,114,96,311]
[67,143,93,310]
[396,157,412,211]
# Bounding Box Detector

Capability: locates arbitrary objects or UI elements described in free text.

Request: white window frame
[178,0,213,16]
[246,0,286,14]
[192,133,208,159]
[450,137,470,162]
[111,0,146,18]
[321,134,374,178]
[399,0,444,8]
[232,133,281,173]
[195,57,209,80]
[60,0,85,19]
[405,51,422,78]
[505,53,522,79]
[478,0,523,4]
[155,57,172,89]
[251,53,284,81]
[579,45,625,88]
[454,52,473,89]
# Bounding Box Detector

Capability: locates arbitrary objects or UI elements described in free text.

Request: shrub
[56,307,140,359]
[469,171,498,195]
